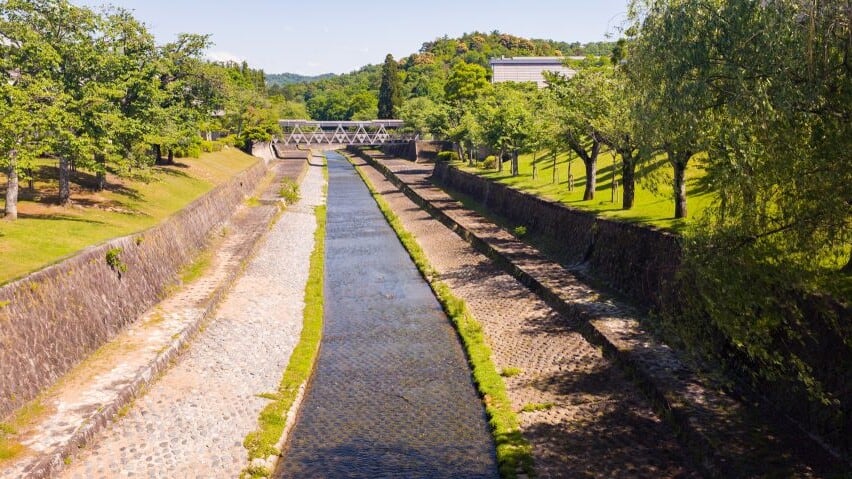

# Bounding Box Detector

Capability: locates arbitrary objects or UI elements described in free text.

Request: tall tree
[628,0,852,431]
[595,63,644,210]
[151,33,213,164]
[546,67,611,201]
[0,1,62,218]
[481,84,534,175]
[377,54,401,119]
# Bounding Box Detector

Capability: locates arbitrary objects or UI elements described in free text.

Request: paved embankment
[348,153,698,478]
[275,152,498,478]
[54,160,324,479]
[353,151,848,478]
[0,157,313,479]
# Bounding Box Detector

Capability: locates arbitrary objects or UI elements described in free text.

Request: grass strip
[241,163,326,478]
[348,156,534,479]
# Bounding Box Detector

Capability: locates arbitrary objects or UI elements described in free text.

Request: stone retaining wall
[430,160,850,457]
[381,140,452,163]
[0,160,267,419]
[432,162,681,309]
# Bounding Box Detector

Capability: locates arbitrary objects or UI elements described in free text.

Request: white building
[489,56,583,88]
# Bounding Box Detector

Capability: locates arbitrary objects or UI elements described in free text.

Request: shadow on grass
[17,212,106,225]
[157,166,191,179]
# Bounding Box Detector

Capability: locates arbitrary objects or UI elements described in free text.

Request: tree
[547,67,611,201]
[628,1,712,218]
[151,33,213,164]
[594,63,644,209]
[481,84,534,175]
[444,62,490,105]
[0,1,62,218]
[377,54,401,119]
[627,0,852,433]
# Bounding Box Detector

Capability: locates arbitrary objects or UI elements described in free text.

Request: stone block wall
[431,161,851,457]
[433,162,681,309]
[0,160,267,419]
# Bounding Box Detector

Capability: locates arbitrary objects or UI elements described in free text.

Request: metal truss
[277,120,412,146]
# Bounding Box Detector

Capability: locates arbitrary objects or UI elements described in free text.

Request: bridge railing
[276,119,410,146]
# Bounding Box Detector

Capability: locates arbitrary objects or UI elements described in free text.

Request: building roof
[489,56,585,66]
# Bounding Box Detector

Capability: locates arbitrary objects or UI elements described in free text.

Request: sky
[74,0,630,75]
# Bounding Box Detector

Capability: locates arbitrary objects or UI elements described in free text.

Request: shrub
[200,140,224,153]
[437,151,460,162]
[481,155,496,169]
[512,226,527,238]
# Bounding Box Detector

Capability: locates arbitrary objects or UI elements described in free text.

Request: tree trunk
[669,150,691,219]
[567,160,573,191]
[4,152,18,220]
[511,150,519,176]
[154,144,163,165]
[620,149,636,210]
[583,155,597,201]
[497,148,504,172]
[532,152,537,180]
[167,149,174,165]
[95,153,106,191]
[551,151,557,184]
[59,156,70,205]
[568,136,601,201]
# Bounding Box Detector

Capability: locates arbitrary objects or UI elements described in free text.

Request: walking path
[55,160,324,479]
[0,157,313,479]
[276,152,498,478]
[349,153,698,478]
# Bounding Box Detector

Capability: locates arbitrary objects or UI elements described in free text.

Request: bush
[200,140,224,153]
[481,155,496,169]
[437,151,460,162]
[218,134,240,147]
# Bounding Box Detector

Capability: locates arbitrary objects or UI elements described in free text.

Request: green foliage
[200,140,224,153]
[444,62,491,105]
[500,367,523,377]
[436,151,460,162]
[265,72,335,87]
[180,252,211,284]
[626,0,852,448]
[269,31,612,121]
[279,178,300,204]
[512,226,527,238]
[520,402,554,413]
[105,247,127,274]
[378,54,402,119]
[481,156,497,170]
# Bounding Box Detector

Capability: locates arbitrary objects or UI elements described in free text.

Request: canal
[275,152,498,478]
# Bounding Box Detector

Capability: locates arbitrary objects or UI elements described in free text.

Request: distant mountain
[266,72,336,86]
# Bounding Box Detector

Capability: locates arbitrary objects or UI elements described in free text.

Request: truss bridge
[277,120,411,146]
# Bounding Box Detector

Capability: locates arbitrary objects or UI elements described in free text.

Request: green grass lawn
[0,148,258,285]
[458,149,716,231]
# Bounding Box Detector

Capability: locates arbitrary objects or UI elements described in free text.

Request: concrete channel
[275,152,498,478]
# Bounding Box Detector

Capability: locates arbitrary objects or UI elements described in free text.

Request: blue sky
[74,0,630,75]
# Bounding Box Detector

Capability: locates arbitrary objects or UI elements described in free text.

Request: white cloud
[206,50,244,64]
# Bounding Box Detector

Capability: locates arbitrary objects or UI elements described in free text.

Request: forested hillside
[266,32,614,121]
[266,72,336,87]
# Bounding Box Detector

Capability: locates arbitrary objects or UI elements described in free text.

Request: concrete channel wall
[0,160,268,419]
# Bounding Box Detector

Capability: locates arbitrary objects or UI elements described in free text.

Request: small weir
[275,152,498,478]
